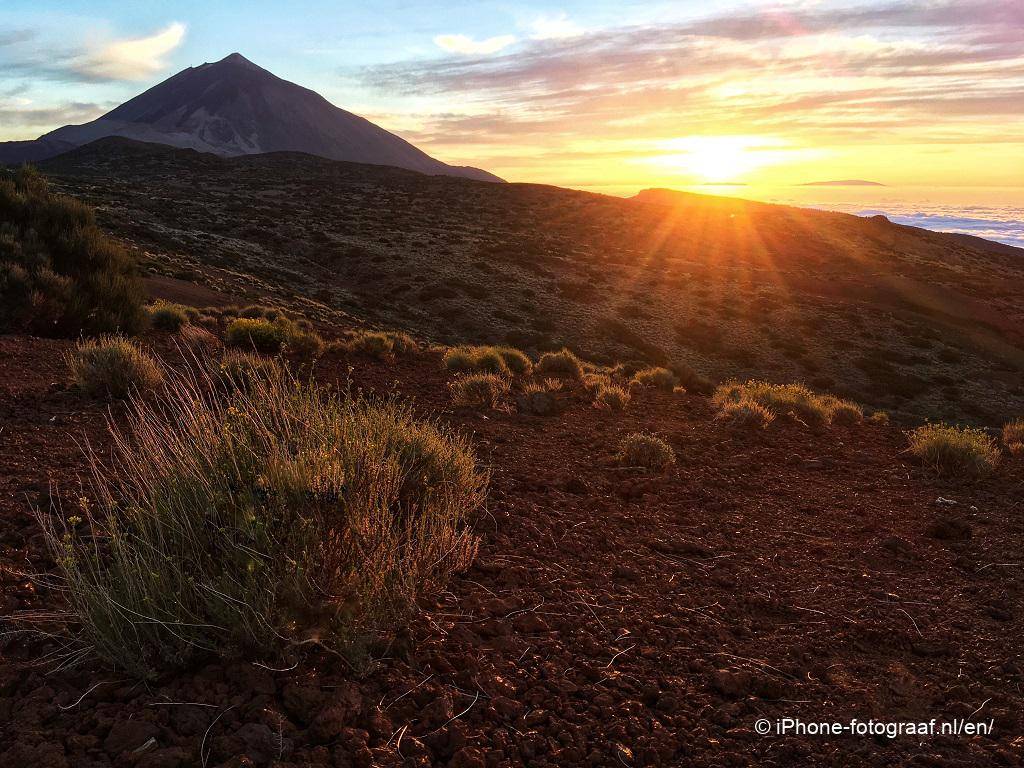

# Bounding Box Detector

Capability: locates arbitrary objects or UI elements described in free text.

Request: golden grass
[617,432,676,472]
[907,423,1000,477]
[1002,420,1024,454]
[449,372,511,409]
[65,336,164,399]
[713,380,862,427]
[39,359,484,674]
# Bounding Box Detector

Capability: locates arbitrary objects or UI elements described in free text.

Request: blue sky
[2,1,1022,189]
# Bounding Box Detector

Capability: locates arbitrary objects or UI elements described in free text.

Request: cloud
[528,13,584,40]
[72,22,186,81]
[433,33,516,55]
[0,101,112,139]
[360,0,1024,151]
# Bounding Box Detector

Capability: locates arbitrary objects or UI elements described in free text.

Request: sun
[648,136,792,184]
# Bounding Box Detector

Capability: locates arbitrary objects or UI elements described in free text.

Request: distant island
[800,179,886,187]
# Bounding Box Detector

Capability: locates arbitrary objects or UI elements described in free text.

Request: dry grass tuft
[713,380,861,427]
[594,383,631,411]
[443,345,532,376]
[66,336,164,399]
[39,361,484,675]
[1002,420,1024,454]
[449,372,511,409]
[536,348,584,379]
[617,432,676,472]
[631,366,677,390]
[716,398,775,429]
[907,423,1000,477]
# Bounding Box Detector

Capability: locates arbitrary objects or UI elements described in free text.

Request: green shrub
[594,383,630,411]
[618,432,676,472]
[450,372,511,409]
[225,317,288,353]
[0,167,145,336]
[1004,420,1024,454]
[908,423,999,477]
[536,348,584,379]
[713,380,861,427]
[631,366,677,390]
[148,302,190,332]
[39,366,484,675]
[66,335,163,399]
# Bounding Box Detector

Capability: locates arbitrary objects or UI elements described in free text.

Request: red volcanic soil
[1,330,1022,767]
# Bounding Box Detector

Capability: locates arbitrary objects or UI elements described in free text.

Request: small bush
[670,362,713,395]
[1004,420,1024,454]
[343,330,417,360]
[443,345,531,377]
[907,423,1000,477]
[217,349,283,390]
[717,398,775,429]
[450,372,511,409]
[631,366,677,390]
[713,381,861,427]
[536,348,584,379]
[66,335,163,398]
[618,433,676,472]
[869,410,890,425]
[148,302,191,332]
[0,167,145,336]
[289,328,325,360]
[225,317,288,353]
[594,383,630,411]
[517,380,558,416]
[40,366,484,675]
[496,346,533,376]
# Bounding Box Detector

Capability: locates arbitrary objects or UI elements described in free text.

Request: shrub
[536,348,584,379]
[907,423,1000,477]
[0,167,145,336]
[66,335,163,399]
[216,349,283,390]
[517,380,558,416]
[238,304,277,319]
[713,380,861,427]
[716,398,775,429]
[618,433,676,472]
[148,302,191,332]
[450,372,511,409]
[495,346,533,376]
[39,366,484,675]
[670,362,713,395]
[869,410,890,425]
[594,383,630,411]
[179,324,219,351]
[289,327,325,360]
[343,330,417,360]
[443,345,531,377]
[1004,420,1024,454]
[225,317,288,353]
[631,366,677,390]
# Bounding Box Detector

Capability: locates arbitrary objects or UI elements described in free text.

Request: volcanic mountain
[0,53,501,182]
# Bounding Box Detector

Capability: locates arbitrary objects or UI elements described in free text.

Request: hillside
[39,138,1024,426]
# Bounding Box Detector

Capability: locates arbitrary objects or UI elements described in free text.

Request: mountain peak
[3,54,502,182]
[214,52,261,69]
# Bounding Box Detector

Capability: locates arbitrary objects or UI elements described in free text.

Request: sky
[1,0,1023,193]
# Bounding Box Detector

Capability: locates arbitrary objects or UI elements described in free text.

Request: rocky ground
[1,312,1022,767]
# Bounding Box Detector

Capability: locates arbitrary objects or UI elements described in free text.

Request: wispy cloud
[361,0,1024,160]
[433,33,516,55]
[527,13,584,41]
[0,22,186,83]
[73,22,186,81]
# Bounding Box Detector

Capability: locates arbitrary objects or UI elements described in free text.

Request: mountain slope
[0,53,501,182]
[38,138,1024,427]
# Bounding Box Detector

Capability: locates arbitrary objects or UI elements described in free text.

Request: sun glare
[648,136,795,184]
